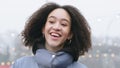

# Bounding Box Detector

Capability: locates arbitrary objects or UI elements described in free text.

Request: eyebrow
[48,16,70,23]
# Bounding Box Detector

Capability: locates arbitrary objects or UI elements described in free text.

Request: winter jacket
[11,49,87,68]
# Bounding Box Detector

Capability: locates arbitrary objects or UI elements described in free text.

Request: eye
[61,22,67,26]
[47,18,56,24]
[49,21,55,24]
[61,21,68,27]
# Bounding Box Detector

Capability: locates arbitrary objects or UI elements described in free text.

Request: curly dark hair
[22,2,91,61]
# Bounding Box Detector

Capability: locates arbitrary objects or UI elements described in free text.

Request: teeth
[51,33,60,37]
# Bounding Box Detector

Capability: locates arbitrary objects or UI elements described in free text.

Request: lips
[50,32,61,40]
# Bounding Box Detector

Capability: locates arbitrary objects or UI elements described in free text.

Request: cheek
[44,23,51,32]
[63,28,71,37]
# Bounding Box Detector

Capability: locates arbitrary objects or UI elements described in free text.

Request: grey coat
[11,49,87,68]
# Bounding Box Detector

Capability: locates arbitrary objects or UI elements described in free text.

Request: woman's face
[42,8,72,52]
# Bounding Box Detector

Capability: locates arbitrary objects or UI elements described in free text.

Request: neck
[45,43,63,52]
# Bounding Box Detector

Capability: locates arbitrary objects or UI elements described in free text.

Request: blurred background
[0,0,120,68]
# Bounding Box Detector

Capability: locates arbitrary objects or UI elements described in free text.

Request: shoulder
[11,56,38,68]
[67,62,88,68]
[14,56,34,64]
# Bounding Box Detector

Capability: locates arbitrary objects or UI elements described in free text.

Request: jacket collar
[34,49,73,68]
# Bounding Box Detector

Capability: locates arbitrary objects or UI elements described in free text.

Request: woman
[11,2,91,68]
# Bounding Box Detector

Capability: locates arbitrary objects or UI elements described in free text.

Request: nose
[52,22,61,31]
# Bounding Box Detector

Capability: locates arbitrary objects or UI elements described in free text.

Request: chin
[48,43,61,47]
[50,44,60,47]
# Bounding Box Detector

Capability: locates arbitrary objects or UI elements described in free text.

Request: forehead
[48,8,71,21]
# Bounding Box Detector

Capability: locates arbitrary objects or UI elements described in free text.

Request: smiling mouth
[50,32,61,39]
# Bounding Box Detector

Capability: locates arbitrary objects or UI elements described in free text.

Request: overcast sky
[0,0,120,38]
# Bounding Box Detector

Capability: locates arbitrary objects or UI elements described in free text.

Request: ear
[42,27,45,35]
[68,32,73,40]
